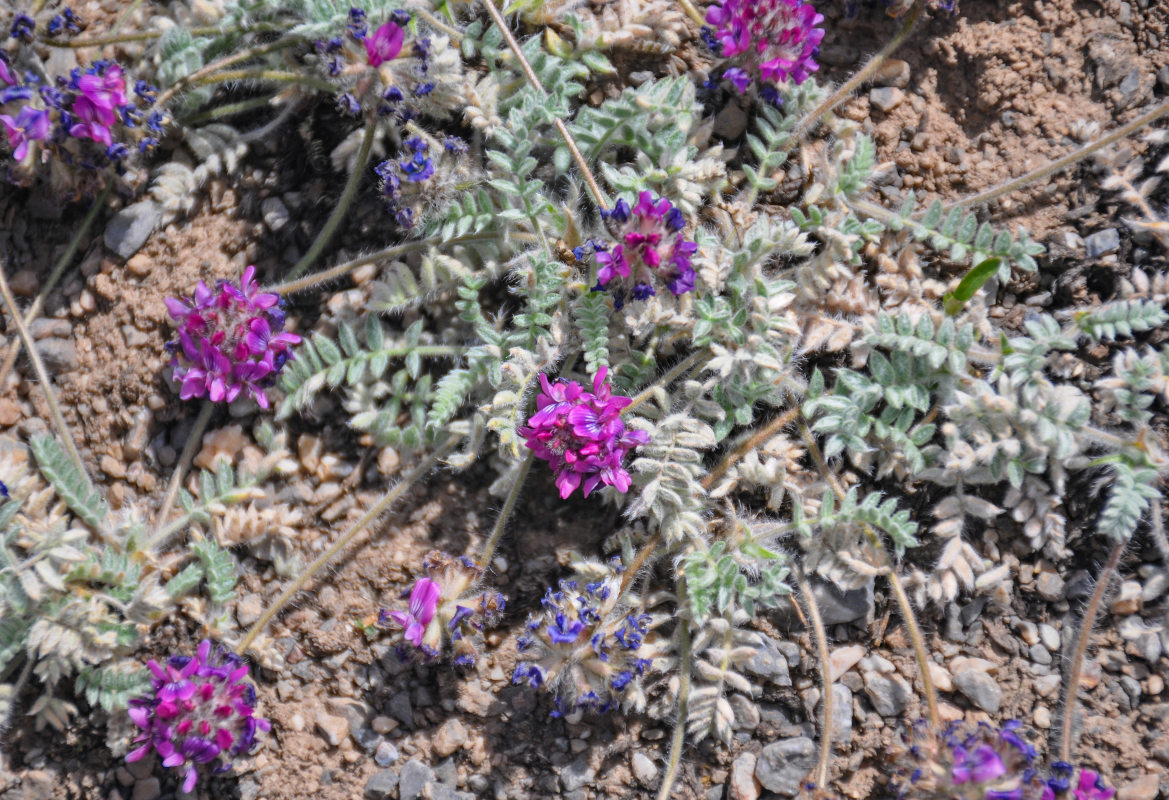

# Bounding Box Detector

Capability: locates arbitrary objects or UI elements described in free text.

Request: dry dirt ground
[2,0,1169,799]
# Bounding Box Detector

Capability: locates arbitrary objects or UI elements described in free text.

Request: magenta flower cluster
[895,720,1116,800]
[126,640,270,794]
[703,0,824,93]
[164,266,301,409]
[0,42,161,185]
[519,367,649,500]
[575,191,697,309]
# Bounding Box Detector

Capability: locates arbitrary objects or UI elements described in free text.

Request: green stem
[1059,537,1124,763]
[477,452,534,568]
[154,402,215,533]
[946,99,1169,214]
[153,37,307,110]
[657,576,692,800]
[0,184,111,393]
[285,118,379,282]
[0,257,89,483]
[415,7,464,41]
[480,0,609,212]
[234,435,459,656]
[625,349,709,414]
[112,0,146,34]
[180,94,279,126]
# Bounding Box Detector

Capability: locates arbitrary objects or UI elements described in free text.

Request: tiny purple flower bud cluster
[0,39,161,189]
[576,191,698,309]
[126,640,270,794]
[374,134,443,228]
[312,7,435,122]
[513,565,662,716]
[704,0,825,93]
[378,550,506,666]
[894,721,1116,800]
[164,266,301,409]
[519,366,650,500]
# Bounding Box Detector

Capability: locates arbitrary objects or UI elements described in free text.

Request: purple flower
[1073,771,1115,800]
[164,266,301,409]
[519,367,649,499]
[704,0,824,91]
[382,577,441,647]
[586,191,697,305]
[953,745,1008,785]
[126,640,270,794]
[365,20,405,66]
[1,106,49,161]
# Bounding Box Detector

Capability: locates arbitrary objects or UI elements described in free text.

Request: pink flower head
[520,367,650,499]
[68,95,114,145]
[383,577,441,647]
[704,0,824,91]
[165,267,301,408]
[584,191,696,308]
[77,63,127,113]
[1073,771,1115,800]
[127,640,269,794]
[1,106,49,161]
[365,20,405,66]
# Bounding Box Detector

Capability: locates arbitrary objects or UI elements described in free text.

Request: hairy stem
[0,184,111,392]
[286,118,379,281]
[1059,537,1124,763]
[154,401,215,531]
[701,406,801,491]
[153,37,305,108]
[618,533,662,597]
[478,452,534,568]
[44,22,285,48]
[188,68,338,94]
[657,576,692,800]
[235,435,459,655]
[799,421,939,727]
[795,569,834,787]
[180,94,280,126]
[0,256,89,485]
[678,0,707,26]
[625,349,709,414]
[480,0,610,212]
[415,8,464,41]
[946,99,1169,213]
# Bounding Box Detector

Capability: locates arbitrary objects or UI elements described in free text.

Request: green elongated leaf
[943,257,1002,315]
[30,435,107,530]
[192,539,236,604]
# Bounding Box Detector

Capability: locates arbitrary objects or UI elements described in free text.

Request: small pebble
[1110,581,1142,616]
[374,741,399,767]
[870,87,904,112]
[1034,706,1051,729]
[1035,572,1065,602]
[1084,228,1121,258]
[953,670,1003,713]
[315,712,350,747]
[632,753,659,787]
[729,752,760,800]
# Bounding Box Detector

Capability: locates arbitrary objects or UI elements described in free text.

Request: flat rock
[36,338,78,371]
[829,644,867,682]
[729,752,760,800]
[632,753,659,786]
[398,759,434,800]
[314,712,350,747]
[131,779,160,800]
[364,770,399,800]
[874,58,911,88]
[863,672,912,717]
[1035,571,1065,602]
[374,741,399,767]
[870,87,904,112]
[433,718,468,758]
[756,737,816,796]
[559,757,596,793]
[1117,774,1160,800]
[1084,228,1121,258]
[105,200,162,259]
[745,636,792,686]
[953,669,1003,713]
[820,684,853,743]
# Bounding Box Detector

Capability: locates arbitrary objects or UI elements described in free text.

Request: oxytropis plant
[126,640,270,793]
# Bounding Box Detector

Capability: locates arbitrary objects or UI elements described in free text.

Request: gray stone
[105,201,162,259]
[959,597,988,627]
[874,58,910,88]
[374,741,400,767]
[434,758,458,786]
[713,101,748,140]
[559,757,596,793]
[36,338,78,371]
[869,87,904,112]
[353,726,382,753]
[1119,68,1142,100]
[1035,572,1065,602]
[131,778,161,800]
[863,673,912,717]
[1085,228,1121,258]
[1030,643,1052,666]
[820,684,853,743]
[745,637,792,686]
[808,578,874,625]
[776,642,801,669]
[730,693,761,731]
[364,770,399,799]
[433,718,468,757]
[429,786,476,800]
[953,670,1003,713]
[29,319,72,339]
[398,759,435,800]
[388,691,414,727]
[1133,632,1163,663]
[755,737,817,796]
[315,712,350,747]
[632,752,659,786]
[729,752,760,800]
[261,197,291,232]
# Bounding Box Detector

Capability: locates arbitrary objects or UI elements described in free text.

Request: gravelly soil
[1,1,1169,799]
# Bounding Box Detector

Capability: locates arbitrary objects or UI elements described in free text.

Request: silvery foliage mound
[264,7,1169,745]
[0,427,291,732]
